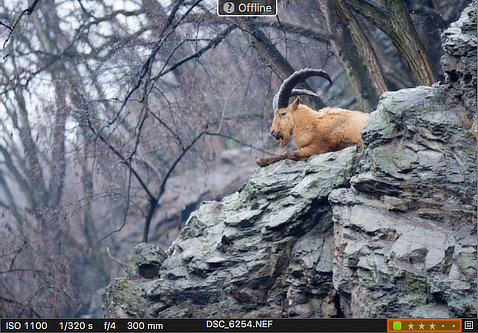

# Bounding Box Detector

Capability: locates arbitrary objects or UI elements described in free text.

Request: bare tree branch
[86,119,156,201]
[330,0,388,96]
[345,0,440,85]
[142,129,206,242]
[318,0,378,112]
[240,19,327,110]
[151,25,237,82]
[1,0,41,50]
[115,0,204,122]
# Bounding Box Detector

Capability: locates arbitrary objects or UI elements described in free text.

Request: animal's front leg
[256,154,286,167]
[256,150,312,167]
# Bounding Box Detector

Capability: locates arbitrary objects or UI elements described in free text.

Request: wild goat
[256,68,370,167]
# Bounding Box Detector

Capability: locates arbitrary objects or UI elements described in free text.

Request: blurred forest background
[0,0,470,318]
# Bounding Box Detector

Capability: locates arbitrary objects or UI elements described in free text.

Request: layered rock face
[104,149,354,318]
[104,2,476,319]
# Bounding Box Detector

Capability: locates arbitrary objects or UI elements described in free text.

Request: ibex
[256,68,370,167]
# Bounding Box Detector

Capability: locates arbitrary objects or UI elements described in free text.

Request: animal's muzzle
[271,130,282,140]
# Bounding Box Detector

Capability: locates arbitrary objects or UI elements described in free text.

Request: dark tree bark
[318,1,379,112]
[255,20,329,44]
[345,0,440,85]
[329,0,389,96]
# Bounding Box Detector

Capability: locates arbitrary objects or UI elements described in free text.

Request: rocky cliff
[104,1,477,319]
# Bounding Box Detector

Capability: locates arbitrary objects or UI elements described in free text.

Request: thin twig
[2,0,41,50]
[142,129,206,242]
[106,247,128,266]
[151,25,236,82]
[110,0,202,126]
[86,119,155,200]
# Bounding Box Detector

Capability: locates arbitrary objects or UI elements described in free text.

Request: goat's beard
[280,133,291,148]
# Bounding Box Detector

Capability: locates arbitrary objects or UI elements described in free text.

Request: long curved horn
[272,88,319,111]
[273,68,332,110]
[290,89,320,98]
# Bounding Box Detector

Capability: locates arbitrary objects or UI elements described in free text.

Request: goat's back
[294,105,369,151]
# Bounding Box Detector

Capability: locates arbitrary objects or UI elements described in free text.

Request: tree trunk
[330,0,388,97]
[345,0,440,86]
[318,1,379,112]
[383,0,440,85]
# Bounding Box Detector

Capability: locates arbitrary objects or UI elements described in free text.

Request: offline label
[217,0,277,16]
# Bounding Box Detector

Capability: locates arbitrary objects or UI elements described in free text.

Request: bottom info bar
[1,318,477,332]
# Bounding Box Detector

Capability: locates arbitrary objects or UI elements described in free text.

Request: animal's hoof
[256,158,267,167]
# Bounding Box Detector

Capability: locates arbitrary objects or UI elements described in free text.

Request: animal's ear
[290,96,300,112]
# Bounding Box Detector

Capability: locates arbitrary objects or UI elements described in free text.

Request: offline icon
[223,2,234,14]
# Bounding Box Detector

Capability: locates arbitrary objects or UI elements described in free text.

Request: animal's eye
[280,112,287,118]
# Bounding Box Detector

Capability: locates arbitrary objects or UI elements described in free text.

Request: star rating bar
[387,319,463,332]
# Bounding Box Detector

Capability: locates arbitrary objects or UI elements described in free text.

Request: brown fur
[257,97,369,167]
